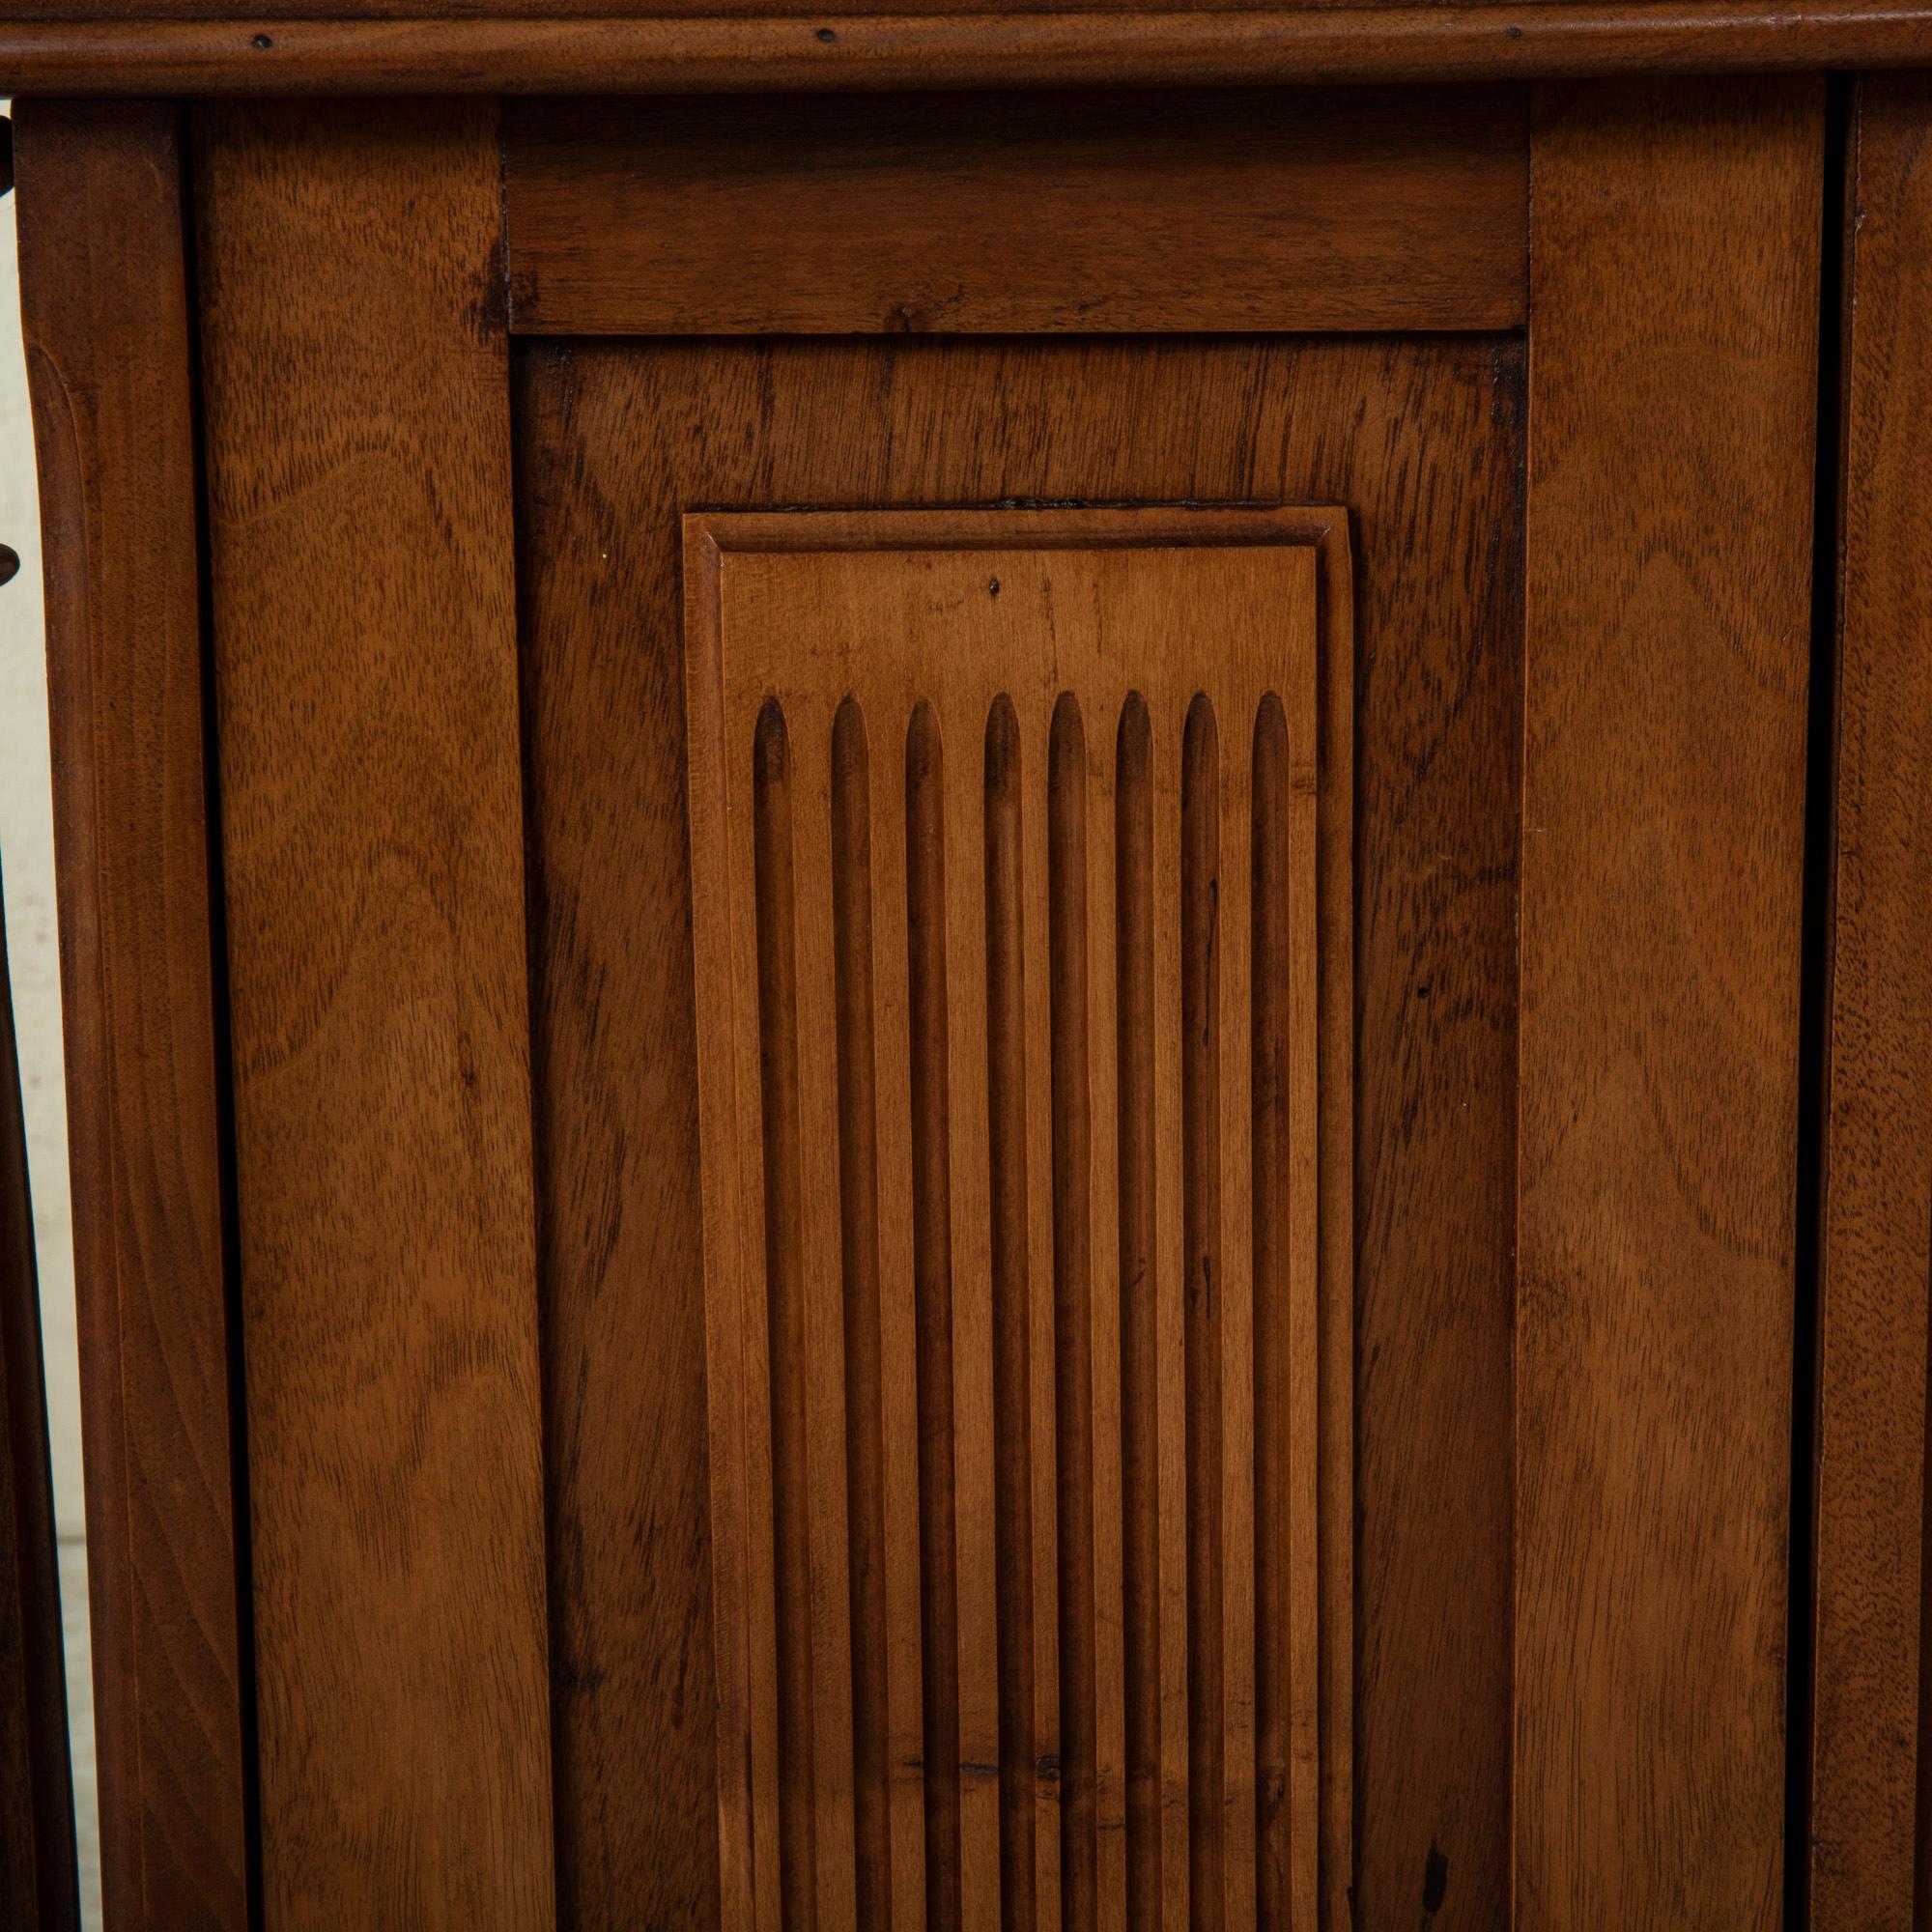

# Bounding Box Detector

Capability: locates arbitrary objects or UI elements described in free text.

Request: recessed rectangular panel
[683,506,1351,1929]
[505,89,1528,335]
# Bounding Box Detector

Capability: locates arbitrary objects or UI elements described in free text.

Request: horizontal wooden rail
[504,89,1527,334]
[3,0,1932,93]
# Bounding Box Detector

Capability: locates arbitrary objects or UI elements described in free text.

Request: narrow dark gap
[502,327,575,1925]
[175,100,267,1932]
[1787,70,1855,1932]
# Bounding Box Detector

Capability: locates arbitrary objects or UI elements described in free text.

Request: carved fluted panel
[684,507,1351,1932]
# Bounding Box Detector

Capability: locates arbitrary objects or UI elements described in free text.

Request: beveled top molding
[2,0,1930,93]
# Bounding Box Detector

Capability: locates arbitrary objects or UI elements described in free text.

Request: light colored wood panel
[1517,76,1820,1931]
[503,89,1526,336]
[15,99,245,1932]
[686,532,761,1932]
[684,507,1347,1928]
[1810,70,1932,1932]
[192,100,554,1928]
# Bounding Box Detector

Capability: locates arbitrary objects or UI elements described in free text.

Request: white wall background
[2,102,103,1926]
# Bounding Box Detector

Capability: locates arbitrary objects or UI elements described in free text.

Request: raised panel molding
[683,506,1352,1929]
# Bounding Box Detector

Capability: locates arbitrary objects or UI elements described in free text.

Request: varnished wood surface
[15,99,248,1932]
[1809,70,1932,1932]
[505,89,1526,335]
[4,1,1932,93]
[0,887,78,1932]
[0,0,1841,17]
[193,101,554,1929]
[515,332,1520,1931]
[683,508,1348,1929]
[1516,76,1820,1930]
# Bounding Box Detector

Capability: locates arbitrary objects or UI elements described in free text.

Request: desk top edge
[2,0,1928,94]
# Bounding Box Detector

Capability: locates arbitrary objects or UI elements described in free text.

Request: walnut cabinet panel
[684,510,1350,1932]
[10,49,1932,1932]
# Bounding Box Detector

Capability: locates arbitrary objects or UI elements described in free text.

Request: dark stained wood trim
[1808,71,1932,1932]
[192,100,555,1928]
[3,1,1932,95]
[1516,76,1820,1931]
[14,99,251,1932]
[504,88,1527,335]
[0,886,80,1932]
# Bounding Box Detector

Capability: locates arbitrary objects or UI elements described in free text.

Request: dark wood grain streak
[1517,75,1820,1932]
[831,699,895,1932]
[752,703,820,1932]
[1809,71,1932,1932]
[503,89,1526,337]
[0,888,78,1932]
[1049,694,1099,1932]
[514,334,1515,1930]
[6,2,1932,94]
[193,100,554,1928]
[15,99,248,1932]
[1113,690,1162,1932]
[1250,696,1290,1932]
[907,699,967,1932]
[982,695,1037,1932]
[1180,695,1225,1931]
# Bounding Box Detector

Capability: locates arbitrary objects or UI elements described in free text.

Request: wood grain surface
[0,0,1796,18]
[1517,76,1821,1931]
[0,885,78,1932]
[1809,70,1932,1932]
[5,1,1932,94]
[192,101,554,1929]
[514,331,1521,1931]
[682,509,1347,1930]
[15,99,249,1932]
[504,88,1526,335]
